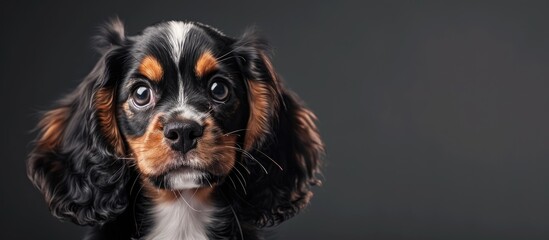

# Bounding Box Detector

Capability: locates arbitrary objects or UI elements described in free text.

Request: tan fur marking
[139,55,164,82]
[294,107,324,183]
[195,51,218,78]
[122,102,134,118]
[196,118,237,175]
[296,108,323,147]
[38,107,70,149]
[244,80,274,150]
[126,115,173,175]
[95,87,125,155]
[243,52,282,150]
[144,180,213,204]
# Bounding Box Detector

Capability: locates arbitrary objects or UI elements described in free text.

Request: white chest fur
[144,193,214,240]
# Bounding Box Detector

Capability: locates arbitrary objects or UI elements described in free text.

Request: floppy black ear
[27,19,129,226]
[230,30,324,227]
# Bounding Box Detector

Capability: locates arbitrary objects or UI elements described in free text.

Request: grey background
[2,1,549,239]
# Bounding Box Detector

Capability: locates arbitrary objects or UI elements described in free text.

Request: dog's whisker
[236,143,284,171]
[227,175,238,191]
[177,190,201,212]
[232,165,247,186]
[217,190,245,240]
[223,128,250,136]
[216,55,244,65]
[215,45,246,63]
[219,146,269,174]
[129,172,142,195]
[236,161,251,174]
[191,187,199,199]
[232,172,247,195]
[154,176,160,195]
[133,181,145,233]
[108,165,125,183]
[205,177,213,188]
[229,203,245,240]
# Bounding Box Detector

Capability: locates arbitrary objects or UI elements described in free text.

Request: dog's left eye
[209,80,230,102]
[131,86,153,107]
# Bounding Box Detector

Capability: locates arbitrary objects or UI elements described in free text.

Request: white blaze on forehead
[164,21,204,121]
[166,21,193,64]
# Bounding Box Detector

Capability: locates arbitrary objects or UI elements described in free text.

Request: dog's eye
[209,80,229,102]
[132,86,153,107]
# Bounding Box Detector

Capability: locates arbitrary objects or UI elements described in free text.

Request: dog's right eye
[131,86,153,108]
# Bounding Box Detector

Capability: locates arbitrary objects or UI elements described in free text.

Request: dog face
[113,22,250,190]
[27,19,323,227]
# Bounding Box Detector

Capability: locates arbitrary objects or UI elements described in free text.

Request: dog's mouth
[148,166,222,190]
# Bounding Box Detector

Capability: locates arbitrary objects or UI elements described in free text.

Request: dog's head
[27,19,323,227]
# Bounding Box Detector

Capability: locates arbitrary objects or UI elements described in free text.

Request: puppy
[27,18,323,240]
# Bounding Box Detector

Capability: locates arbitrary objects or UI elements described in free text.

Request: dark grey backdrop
[2,1,549,239]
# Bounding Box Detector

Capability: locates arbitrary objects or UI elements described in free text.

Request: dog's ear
[27,19,129,226]
[230,30,324,227]
[93,17,126,54]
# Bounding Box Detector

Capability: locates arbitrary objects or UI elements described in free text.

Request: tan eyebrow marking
[195,51,218,78]
[138,55,164,82]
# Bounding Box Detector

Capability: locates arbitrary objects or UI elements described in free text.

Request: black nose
[163,120,204,153]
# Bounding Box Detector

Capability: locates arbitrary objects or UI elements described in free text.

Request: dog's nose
[163,120,204,153]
